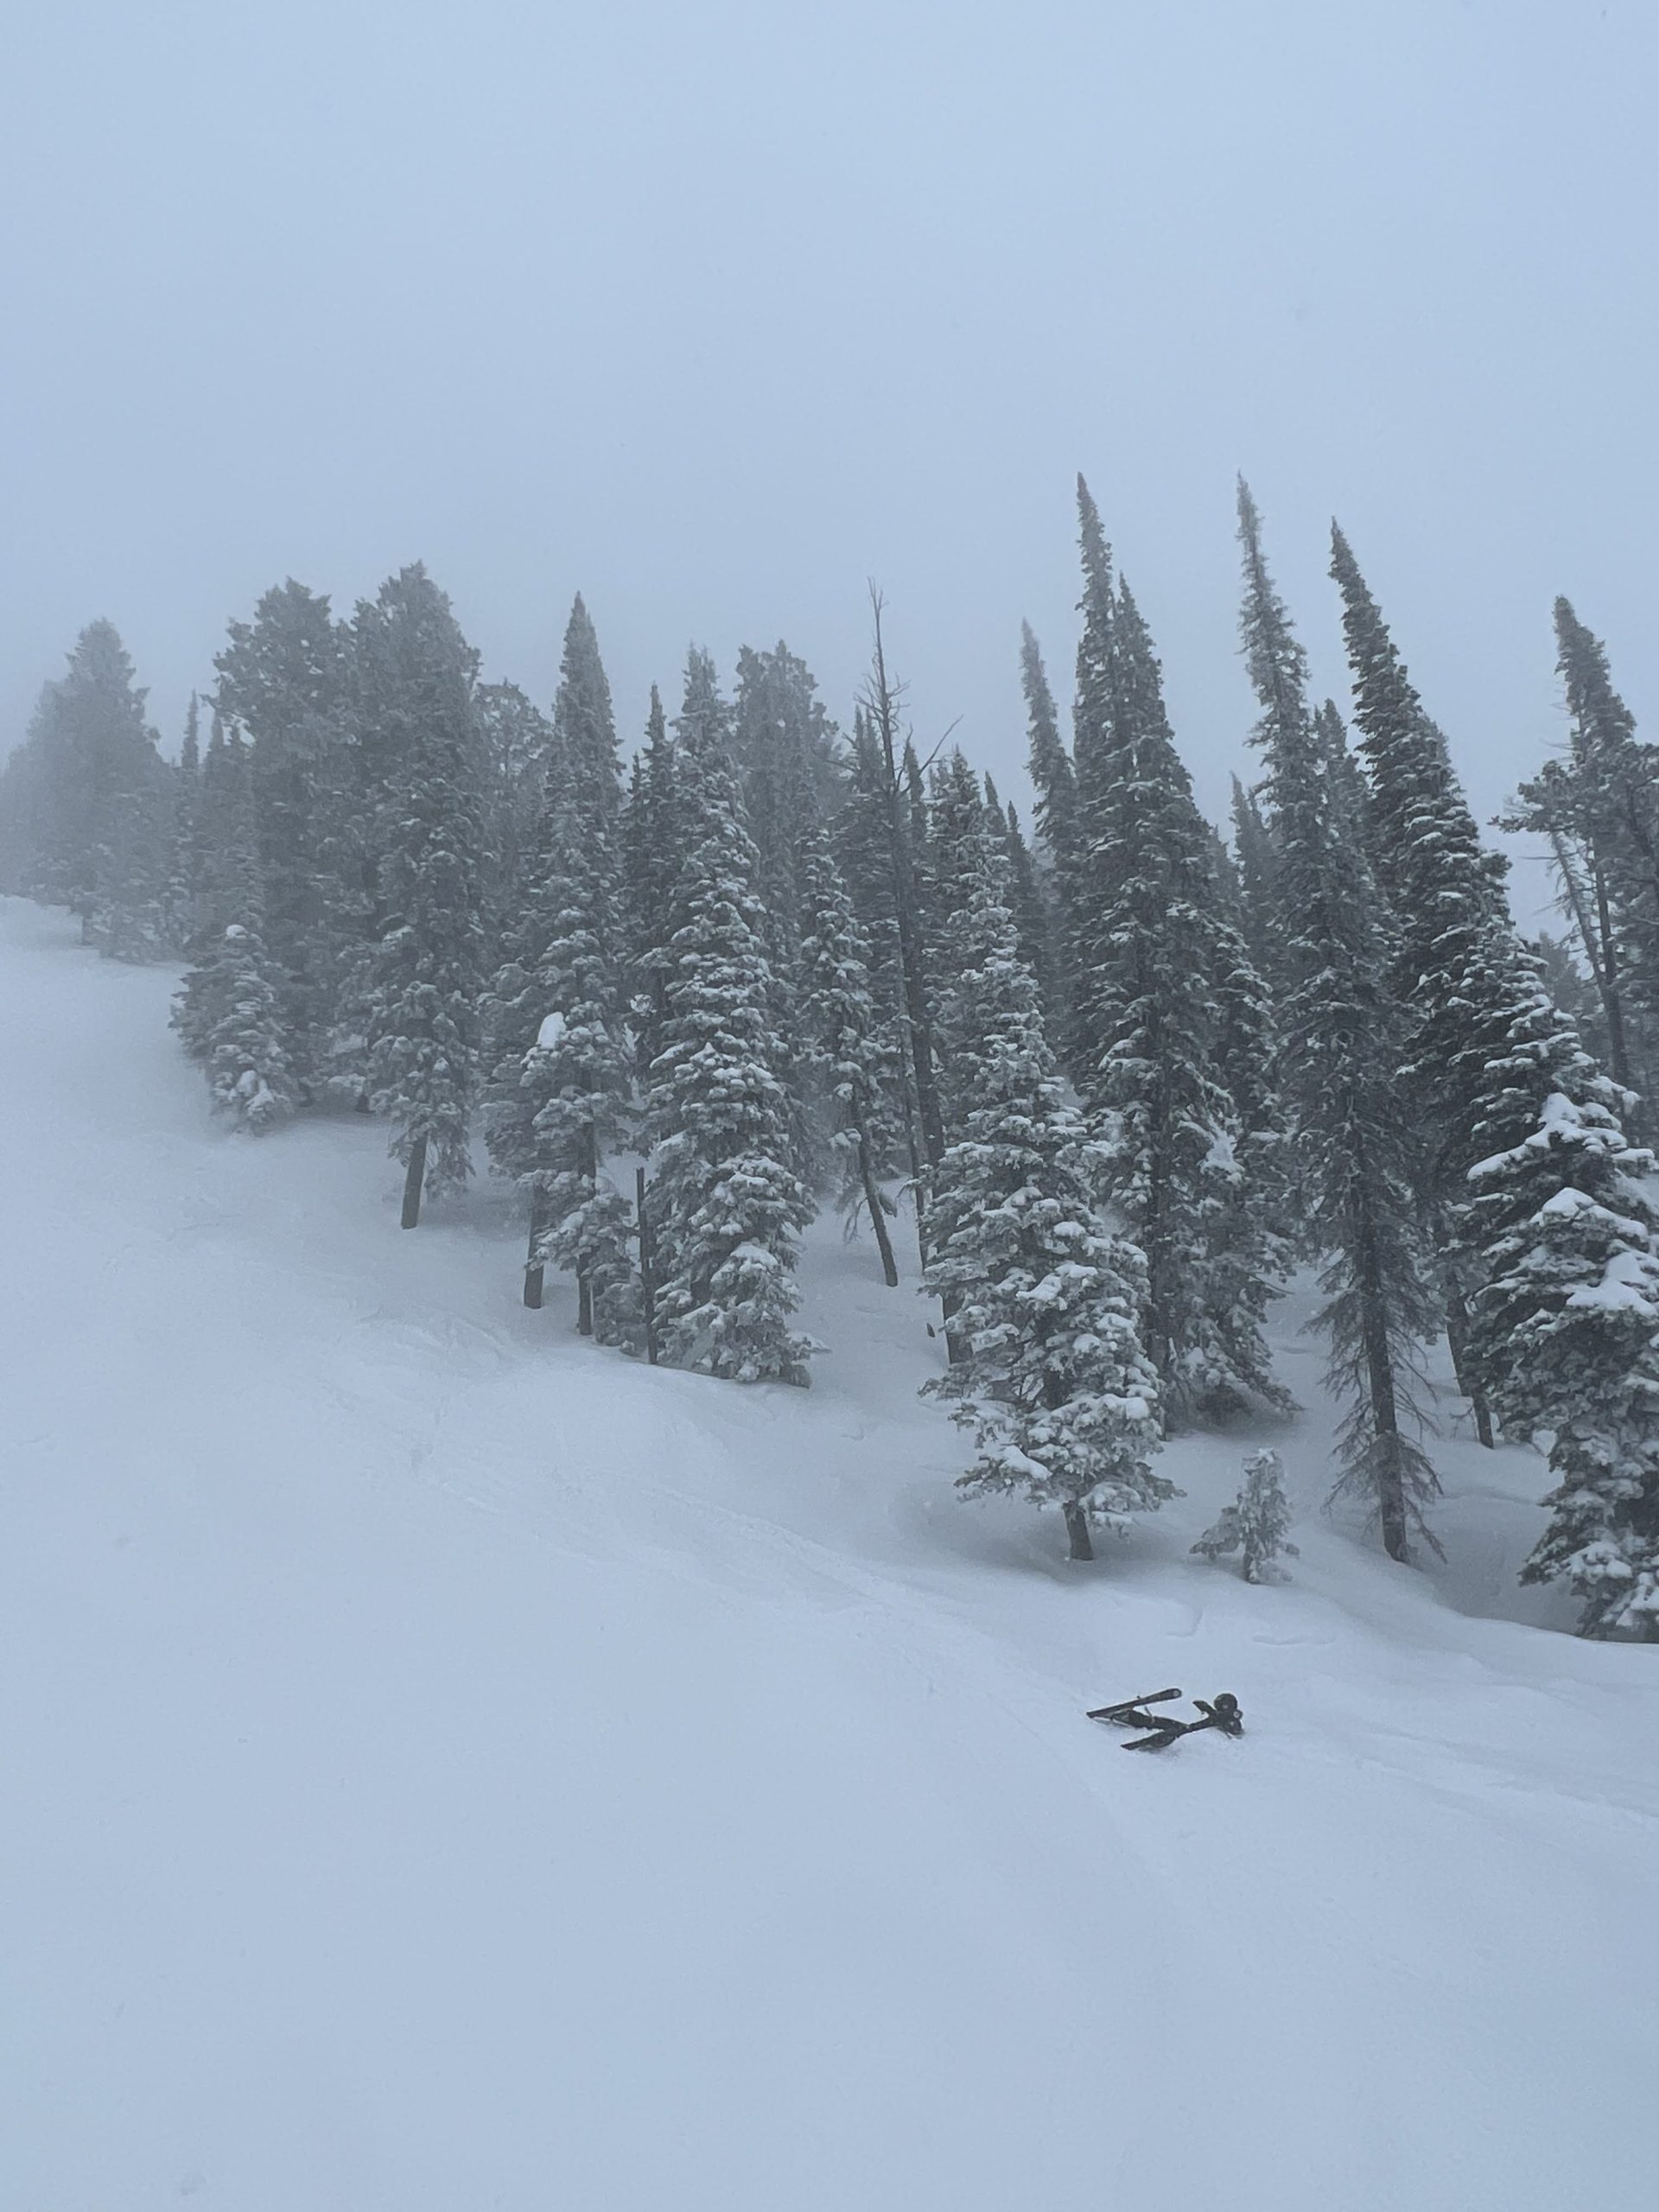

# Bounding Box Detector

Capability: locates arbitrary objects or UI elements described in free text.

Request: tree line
[3,480,1656,1637]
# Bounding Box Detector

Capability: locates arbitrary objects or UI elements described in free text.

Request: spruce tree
[796,825,901,1287]
[484,596,635,1333]
[16,621,173,956]
[172,728,296,1131]
[639,656,815,1384]
[730,641,844,941]
[988,781,1058,1024]
[1467,1079,1659,1637]
[850,598,946,1242]
[1229,773,1280,990]
[623,684,683,1084]
[353,566,489,1226]
[1336,526,1659,1557]
[1192,1450,1299,1583]
[834,707,918,1183]
[1020,619,1078,870]
[1534,929,1611,1064]
[173,712,238,1065]
[923,748,994,1002]
[1020,619,1084,1073]
[1239,484,1441,1560]
[516,798,639,1341]
[215,581,358,1096]
[1506,600,1659,1120]
[1070,481,1284,1422]
[163,692,204,952]
[475,678,555,963]
[1324,553,1659,1622]
[727,644,833,1193]
[924,838,1169,1562]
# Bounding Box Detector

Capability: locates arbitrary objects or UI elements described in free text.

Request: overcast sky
[3,0,1655,910]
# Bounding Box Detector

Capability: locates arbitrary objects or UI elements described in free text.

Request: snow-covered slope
[3,894,1655,2212]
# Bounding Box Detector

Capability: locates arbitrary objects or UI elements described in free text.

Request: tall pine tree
[172,725,296,1132]
[1070,482,1283,1422]
[353,566,489,1227]
[925,834,1168,1562]
[484,598,634,1332]
[639,655,815,1384]
[216,581,358,1096]
[796,825,901,1287]
[1505,599,1659,1122]
[1239,484,1440,1560]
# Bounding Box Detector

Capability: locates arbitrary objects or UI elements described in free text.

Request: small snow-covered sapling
[1192,1449,1299,1583]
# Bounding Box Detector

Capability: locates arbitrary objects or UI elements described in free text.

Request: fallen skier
[1085,1687,1244,1752]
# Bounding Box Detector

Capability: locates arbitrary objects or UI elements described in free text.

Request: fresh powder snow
[3,894,1656,2211]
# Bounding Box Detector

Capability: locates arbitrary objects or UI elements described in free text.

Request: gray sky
[3,0,1655,908]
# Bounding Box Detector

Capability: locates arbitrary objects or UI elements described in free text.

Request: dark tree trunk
[895,1071,925,1268]
[400,1135,428,1230]
[1444,1288,1493,1448]
[576,1124,598,1334]
[1548,823,1630,1092]
[637,1166,659,1366]
[855,1124,900,1287]
[1064,1501,1095,1562]
[524,1206,545,1309]
[864,594,945,1297]
[1592,854,1633,1093]
[1357,1257,1408,1561]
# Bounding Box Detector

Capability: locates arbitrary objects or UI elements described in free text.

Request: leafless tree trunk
[524,1202,545,1308]
[1063,1502,1095,1562]
[400,1135,428,1230]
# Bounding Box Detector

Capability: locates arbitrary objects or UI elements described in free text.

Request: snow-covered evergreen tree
[1505,599,1659,1122]
[517,815,638,1343]
[172,726,296,1132]
[796,824,901,1287]
[215,581,358,1096]
[924,837,1169,1561]
[484,596,636,1336]
[475,678,555,964]
[925,750,999,1110]
[1192,1450,1299,1583]
[1070,480,1284,1422]
[723,645,832,1193]
[1020,618,1078,873]
[11,620,175,957]
[1239,483,1441,1560]
[729,640,844,947]
[1020,619,1084,1076]
[639,656,815,1384]
[1466,1082,1659,1638]
[1331,525,1659,1566]
[1229,773,1280,992]
[1534,929,1611,1065]
[623,684,683,1085]
[834,708,918,1181]
[161,692,204,953]
[983,776,1057,1026]
[840,601,946,1251]
[353,565,488,1226]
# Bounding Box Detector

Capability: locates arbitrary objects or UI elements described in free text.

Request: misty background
[3,0,1654,906]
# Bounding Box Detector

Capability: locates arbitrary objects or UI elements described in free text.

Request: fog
[4,0,1655,890]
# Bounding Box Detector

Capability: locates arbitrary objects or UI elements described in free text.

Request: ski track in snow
[2,896,1656,2212]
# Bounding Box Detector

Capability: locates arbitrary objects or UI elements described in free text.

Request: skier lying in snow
[1085,1688,1244,1752]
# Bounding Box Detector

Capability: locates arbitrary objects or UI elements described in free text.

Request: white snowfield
[3,894,1655,2212]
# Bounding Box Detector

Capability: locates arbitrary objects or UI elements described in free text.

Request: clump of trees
[6,474,1657,1632]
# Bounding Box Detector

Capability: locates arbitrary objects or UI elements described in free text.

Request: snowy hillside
[3,894,1656,2212]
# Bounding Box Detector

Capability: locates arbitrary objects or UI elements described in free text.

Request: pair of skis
[1086,1688,1244,1753]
